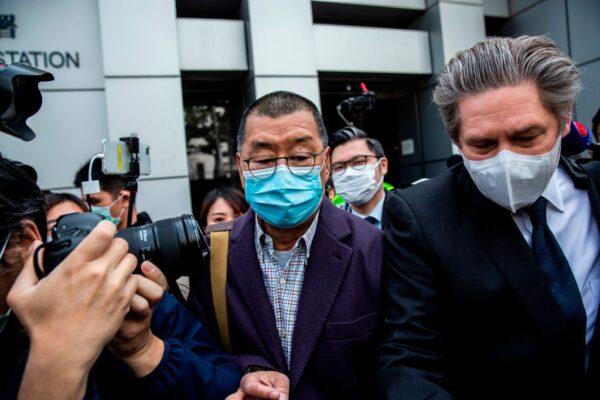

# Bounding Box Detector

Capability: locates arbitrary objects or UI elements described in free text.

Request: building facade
[0,0,598,219]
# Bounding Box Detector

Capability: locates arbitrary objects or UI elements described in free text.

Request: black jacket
[378,158,600,399]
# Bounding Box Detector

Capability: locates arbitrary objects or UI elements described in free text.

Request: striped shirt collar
[254,212,320,258]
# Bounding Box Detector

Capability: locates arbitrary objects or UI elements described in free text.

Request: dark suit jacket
[188,199,384,399]
[382,190,390,227]
[378,158,600,399]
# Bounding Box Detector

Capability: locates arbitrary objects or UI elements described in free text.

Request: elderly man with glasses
[187,91,384,400]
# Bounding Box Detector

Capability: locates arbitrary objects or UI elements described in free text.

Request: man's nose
[274,158,288,167]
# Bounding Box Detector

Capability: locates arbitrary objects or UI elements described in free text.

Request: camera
[2,63,210,281]
[38,212,208,281]
[0,63,54,141]
[337,82,376,127]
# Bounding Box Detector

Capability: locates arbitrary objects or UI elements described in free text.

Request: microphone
[562,121,592,156]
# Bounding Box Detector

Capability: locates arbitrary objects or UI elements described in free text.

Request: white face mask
[332,159,383,205]
[461,136,561,213]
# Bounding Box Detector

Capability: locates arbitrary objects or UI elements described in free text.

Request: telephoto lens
[116,215,208,280]
[42,213,208,280]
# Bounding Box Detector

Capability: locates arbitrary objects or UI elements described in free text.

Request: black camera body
[336,83,376,127]
[0,64,208,280]
[42,212,208,281]
[0,63,54,141]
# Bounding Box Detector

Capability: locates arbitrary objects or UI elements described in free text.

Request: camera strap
[209,229,232,352]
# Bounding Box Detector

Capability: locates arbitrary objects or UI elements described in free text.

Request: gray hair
[433,35,581,142]
[237,91,328,152]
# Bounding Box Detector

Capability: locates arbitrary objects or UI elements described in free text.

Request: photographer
[0,155,240,399]
[44,191,88,236]
[74,157,152,229]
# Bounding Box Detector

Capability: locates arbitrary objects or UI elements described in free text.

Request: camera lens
[116,214,207,280]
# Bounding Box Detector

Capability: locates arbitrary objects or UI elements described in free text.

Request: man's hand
[7,221,138,400]
[108,261,168,377]
[8,220,138,365]
[226,371,290,400]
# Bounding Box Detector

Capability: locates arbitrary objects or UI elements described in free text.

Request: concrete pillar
[97,0,192,219]
[243,0,321,108]
[413,0,486,171]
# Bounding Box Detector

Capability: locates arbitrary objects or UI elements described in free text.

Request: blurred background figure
[74,157,152,229]
[44,191,88,238]
[330,126,389,229]
[198,187,248,232]
[177,187,248,301]
[325,178,337,203]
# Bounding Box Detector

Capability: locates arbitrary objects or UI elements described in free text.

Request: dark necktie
[365,216,379,227]
[525,197,586,326]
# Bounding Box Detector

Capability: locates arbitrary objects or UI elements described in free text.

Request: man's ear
[320,147,331,183]
[379,157,388,176]
[236,153,246,188]
[561,114,572,138]
[119,190,131,208]
[18,220,42,250]
[324,147,331,175]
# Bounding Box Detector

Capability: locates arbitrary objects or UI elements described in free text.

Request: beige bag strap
[209,230,232,352]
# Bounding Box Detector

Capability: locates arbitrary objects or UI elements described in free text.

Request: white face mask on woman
[461,136,561,213]
[332,160,383,205]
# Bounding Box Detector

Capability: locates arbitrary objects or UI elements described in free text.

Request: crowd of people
[2,35,600,399]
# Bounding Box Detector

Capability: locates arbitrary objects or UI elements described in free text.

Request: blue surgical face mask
[91,194,124,226]
[244,164,324,229]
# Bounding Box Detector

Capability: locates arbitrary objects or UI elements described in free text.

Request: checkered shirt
[254,214,319,366]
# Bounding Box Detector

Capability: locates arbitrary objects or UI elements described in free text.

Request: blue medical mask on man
[244,162,325,229]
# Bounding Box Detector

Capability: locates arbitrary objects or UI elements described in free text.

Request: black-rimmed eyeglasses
[242,149,327,179]
[331,155,380,176]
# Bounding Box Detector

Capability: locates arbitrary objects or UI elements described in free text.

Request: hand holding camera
[109,261,168,377]
[8,221,137,362]
[7,221,138,399]
[1,63,241,399]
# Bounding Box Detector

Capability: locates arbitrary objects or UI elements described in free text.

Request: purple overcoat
[188,199,383,399]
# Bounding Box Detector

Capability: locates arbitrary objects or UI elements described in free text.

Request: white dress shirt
[352,195,385,228]
[512,166,600,358]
